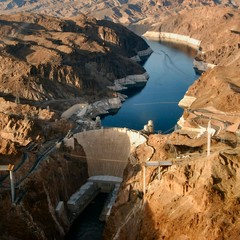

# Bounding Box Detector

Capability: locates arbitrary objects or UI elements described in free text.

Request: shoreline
[61,72,149,127]
[143,31,216,73]
[142,31,201,49]
[60,45,153,131]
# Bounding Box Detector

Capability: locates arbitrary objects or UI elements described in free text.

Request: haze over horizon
[0,0,239,26]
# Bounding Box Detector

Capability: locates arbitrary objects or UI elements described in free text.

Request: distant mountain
[0,0,239,25]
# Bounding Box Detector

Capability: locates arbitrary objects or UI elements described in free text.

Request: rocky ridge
[0,13,151,101]
[0,135,89,240]
[153,6,240,65]
[103,5,240,240]
[0,3,239,240]
[0,13,153,239]
[142,6,240,137]
[0,0,239,25]
[104,136,240,239]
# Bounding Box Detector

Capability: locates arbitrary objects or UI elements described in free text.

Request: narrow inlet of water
[102,40,199,133]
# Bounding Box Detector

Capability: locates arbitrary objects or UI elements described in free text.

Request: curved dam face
[64,128,147,177]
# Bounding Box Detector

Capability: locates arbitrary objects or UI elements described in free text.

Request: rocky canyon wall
[104,133,240,240]
[153,6,240,66]
[0,138,89,240]
[104,5,240,240]
[0,13,151,101]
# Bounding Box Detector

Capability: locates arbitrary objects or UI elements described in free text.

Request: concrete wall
[88,175,122,193]
[67,182,100,215]
[65,128,147,177]
[99,183,120,221]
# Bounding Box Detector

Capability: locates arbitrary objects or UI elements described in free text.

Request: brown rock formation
[155,6,240,65]
[0,13,149,101]
[104,135,240,240]
[138,148,240,239]
[187,63,240,112]
[104,5,240,240]
[0,140,89,239]
[0,0,239,25]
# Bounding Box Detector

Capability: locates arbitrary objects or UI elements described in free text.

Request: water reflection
[159,41,197,57]
[102,40,199,133]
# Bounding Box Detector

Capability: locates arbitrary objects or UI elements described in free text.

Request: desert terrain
[103,5,240,240]
[0,1,239,240]
[0,0,239,25]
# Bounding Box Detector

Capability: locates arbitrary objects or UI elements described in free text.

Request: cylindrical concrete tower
[148,120,154,133]
[95,116,101,129]
[144,124,149,132]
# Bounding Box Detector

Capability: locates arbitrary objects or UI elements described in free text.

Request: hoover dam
[64,128,147,177]
[0,2,239,240]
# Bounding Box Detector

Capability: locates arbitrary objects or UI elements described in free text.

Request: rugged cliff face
[154,6,240,65]
[187,63,240,112]
[103,6,240,240]
[0,139,89,240]
[104,134,240,240]
[0,0,239,25]
[0,13,150,101]
[137,148,240,240]
[0,94,82,239]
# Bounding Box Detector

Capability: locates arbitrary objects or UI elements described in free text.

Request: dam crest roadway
[62,127,147,221]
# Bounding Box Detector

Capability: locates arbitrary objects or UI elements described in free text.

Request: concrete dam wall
[64,128,147,177]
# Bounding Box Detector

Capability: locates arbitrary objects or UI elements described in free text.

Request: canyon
[103,5,240,240]
[0,1,239,240]
[0,12,152,239]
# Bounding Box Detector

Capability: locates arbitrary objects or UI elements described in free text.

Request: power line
[65,153,128,163]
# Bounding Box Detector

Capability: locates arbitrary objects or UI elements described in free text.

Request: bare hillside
[0,0,239,25]
[0,13,150,101]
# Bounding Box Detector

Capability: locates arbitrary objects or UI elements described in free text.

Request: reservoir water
[102,40,198,133]
[66,40,199,240]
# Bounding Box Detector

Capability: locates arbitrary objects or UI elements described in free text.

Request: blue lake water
[65,40,199,240]
[102,40,198,133]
